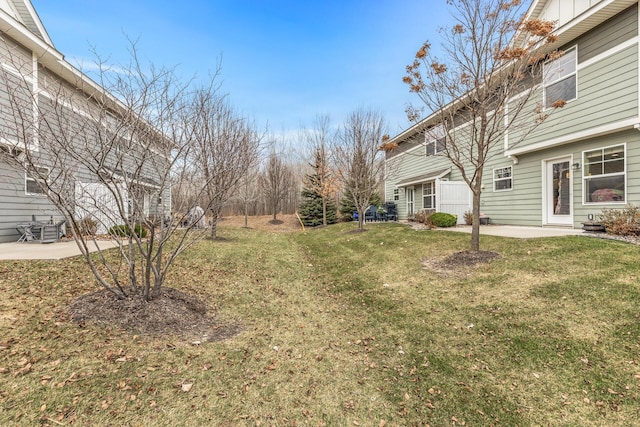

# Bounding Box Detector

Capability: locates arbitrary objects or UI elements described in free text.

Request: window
[25,165,49,195]
[583,144,625,204]
[422,182,435,209]
[544,46,577,108]
[393,188,399,201]
[493,166,513,191]
[425,136,446,156]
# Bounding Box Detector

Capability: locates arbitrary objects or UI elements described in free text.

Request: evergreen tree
[339,189,382,221]
[299,165,337,226]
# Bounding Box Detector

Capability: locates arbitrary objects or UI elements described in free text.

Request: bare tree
[334,109,387,230]
[235,166,261,227]
[190,85,262,239]
[260,151,295,221]
[0,42,225,301]
[301,115,338,226]
[401,0,559,251]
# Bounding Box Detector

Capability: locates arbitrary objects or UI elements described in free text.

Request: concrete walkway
[443,225,586,239]
[0,240,122,260]
[0,225,590,260]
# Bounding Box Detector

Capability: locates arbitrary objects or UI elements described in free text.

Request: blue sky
[31,1,452,140]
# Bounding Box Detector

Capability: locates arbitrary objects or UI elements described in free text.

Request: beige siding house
[386,0,640,228]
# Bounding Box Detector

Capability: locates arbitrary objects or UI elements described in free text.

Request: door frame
[406,186,415,217]
[542,155,574,226]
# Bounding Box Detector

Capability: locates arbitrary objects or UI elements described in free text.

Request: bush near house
[464,210,473,225]
[430,212,457,227]
[76,217,98,236]
[415,209,432,226]
[599,204,640,236]
[108,224,148,238]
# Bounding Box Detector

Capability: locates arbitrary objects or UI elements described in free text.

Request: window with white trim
[583,144,625,204]
[393,188,399,201]
[422,182,435,209]
[493,166,512,191]
[425,136,446,156]
[25,165,49,195]
[544,46,577,108]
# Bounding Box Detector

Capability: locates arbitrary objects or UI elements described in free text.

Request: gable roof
[0,0,52,46]
[389,0,638,147]
[525,0,636,48]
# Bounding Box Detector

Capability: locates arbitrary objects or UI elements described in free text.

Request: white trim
[406,186,415,216]
[505,117,640,156]
[31,51,38,150]
[581,142,627,205]
[25,164,48,195]
[543,45,578,109]
[493,165,513,192]
[422,181,436,210]
[579,36,638,71]
[504,36,639,151]
[542,155,574,226]
[396,168,451,187]
[424,134,446,157]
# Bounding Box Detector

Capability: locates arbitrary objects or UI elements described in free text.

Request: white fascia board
[504,117,640,156]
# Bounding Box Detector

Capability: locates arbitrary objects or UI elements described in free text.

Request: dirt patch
[70,287,241,343]
[423,250,500,277]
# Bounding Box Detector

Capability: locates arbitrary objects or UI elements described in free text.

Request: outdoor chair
[384,202,398,221]
[364,205,377,222]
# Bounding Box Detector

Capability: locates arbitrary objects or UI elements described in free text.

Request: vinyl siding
[0,34,170,242]
[385,3,640,228]
[576,4,638,63]
[481,130,640,227]
[385,135,465,219]
[516,43,638,148]
[0,159,59,242]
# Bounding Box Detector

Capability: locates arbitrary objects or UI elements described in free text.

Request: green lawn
[1,222,639,426]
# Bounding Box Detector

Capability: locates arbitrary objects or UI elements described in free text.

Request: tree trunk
[322,197,327,226]
[471,188,482,252]
[358,208,365,230]
[210,211,219,239]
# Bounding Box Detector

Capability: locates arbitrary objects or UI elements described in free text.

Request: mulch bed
[439,250,501,268]
[70,287,241,343]
[423,250,500,277]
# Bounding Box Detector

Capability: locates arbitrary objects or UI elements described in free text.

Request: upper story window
[425,136,446,156]
[493,166,513,191]
[583,144,625,204]
[544,46,577,108]
[25,165,49,195]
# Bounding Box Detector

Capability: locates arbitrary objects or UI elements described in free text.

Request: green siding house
[385,0,640,228]
[0,0,171,242]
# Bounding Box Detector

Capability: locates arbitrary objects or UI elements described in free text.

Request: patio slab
[443,225,587,239]
[0,240,121,260]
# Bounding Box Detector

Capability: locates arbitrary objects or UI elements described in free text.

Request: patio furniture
[364,205,377,222]
[384,202,398,221]
[16,219,65,243]
[16,222,40,242]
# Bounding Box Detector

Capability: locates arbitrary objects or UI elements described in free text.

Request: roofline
[388,0,636,146]
[0,8,174,147]
[21,0,53,46]
[0,8,127,117]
